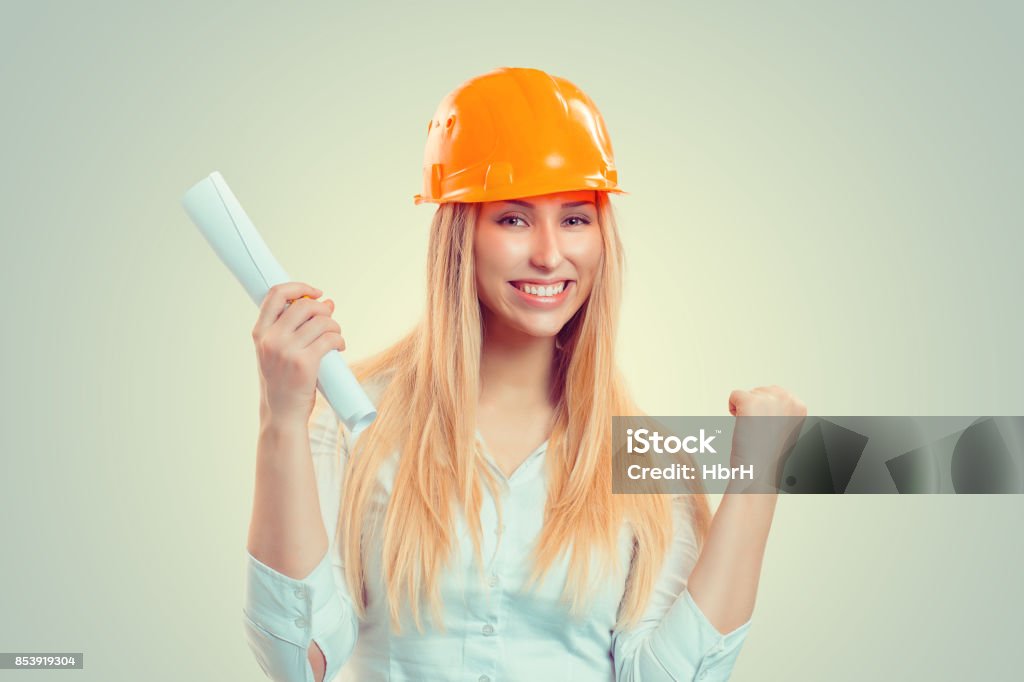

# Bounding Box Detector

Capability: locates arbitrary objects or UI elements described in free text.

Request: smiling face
[473,189,604,340]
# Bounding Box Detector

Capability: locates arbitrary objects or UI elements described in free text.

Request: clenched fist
[728,385,808,492]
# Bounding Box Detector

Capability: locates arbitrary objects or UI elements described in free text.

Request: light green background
[1,1,1021,680]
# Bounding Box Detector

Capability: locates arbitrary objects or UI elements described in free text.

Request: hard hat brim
[413,186,628,206]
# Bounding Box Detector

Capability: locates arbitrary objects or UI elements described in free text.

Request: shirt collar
[475,429,549,483]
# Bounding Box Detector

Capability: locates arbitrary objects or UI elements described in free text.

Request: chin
[511,317,567,339]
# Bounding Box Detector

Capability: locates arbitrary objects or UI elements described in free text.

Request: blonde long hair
[339,193,711,632]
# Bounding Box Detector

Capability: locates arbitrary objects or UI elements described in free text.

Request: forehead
[484,189,597,209]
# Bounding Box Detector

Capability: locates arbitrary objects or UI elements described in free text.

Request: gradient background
[1,1,1022,680]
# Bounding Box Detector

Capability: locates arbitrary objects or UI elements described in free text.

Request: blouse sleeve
[611,495,753,682]
[242,394,360,682]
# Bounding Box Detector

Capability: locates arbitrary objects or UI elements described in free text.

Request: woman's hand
[727,385,808,492]
[251,282,346,427]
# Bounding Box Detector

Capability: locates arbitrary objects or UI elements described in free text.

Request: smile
[511,280,568,296]
[508,280,574,307]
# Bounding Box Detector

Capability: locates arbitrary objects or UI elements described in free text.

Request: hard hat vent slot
[483,162,514,190]
[430,164,444,198]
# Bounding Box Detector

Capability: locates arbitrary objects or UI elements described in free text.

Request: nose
[529,219,564,271]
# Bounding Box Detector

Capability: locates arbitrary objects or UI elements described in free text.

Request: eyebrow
[500,199,595,209]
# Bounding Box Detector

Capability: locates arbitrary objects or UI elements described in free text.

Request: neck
[478,315,556,411]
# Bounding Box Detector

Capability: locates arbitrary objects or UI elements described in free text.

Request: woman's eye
[497,215,591,227]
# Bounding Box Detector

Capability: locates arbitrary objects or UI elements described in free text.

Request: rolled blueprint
[181,171,377,437]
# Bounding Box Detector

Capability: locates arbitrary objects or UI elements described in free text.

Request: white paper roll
[181,171,377,437]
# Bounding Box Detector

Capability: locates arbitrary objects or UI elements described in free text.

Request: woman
[243,67,806,682]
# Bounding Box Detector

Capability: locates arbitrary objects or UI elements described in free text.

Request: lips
[508,280,575,308]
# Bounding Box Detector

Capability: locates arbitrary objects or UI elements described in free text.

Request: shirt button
[294,588,306,600]
[294,617,307,629]
[487,575,499,588]
[478,676,491,682]
[482,623,495,636]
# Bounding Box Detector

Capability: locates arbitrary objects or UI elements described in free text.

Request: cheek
[476,229,530,275]
[567,236,604,287]
[474,232,518,298]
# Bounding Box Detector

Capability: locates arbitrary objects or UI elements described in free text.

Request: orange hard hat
[413,67,627,205]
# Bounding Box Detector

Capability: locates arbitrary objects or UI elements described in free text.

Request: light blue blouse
[243,389,752,682]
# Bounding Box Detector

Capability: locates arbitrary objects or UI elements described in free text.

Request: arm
[688,385,805,634]
[684,491,776,636]
[243,395,359,682]
[247,415,329,580]
[611,496,754,682]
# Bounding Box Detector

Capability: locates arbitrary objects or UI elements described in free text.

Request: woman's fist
[727,385,808,492]
[251,282,346,426]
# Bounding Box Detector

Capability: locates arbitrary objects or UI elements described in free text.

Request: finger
[728,389,751,416]
[750,386,787,404]
[277,298,333,334]
[306,331,346,360]
[253,283,322,336]
[294,313,342,348]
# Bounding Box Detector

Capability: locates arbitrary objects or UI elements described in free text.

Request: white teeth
[515,281,566,297]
